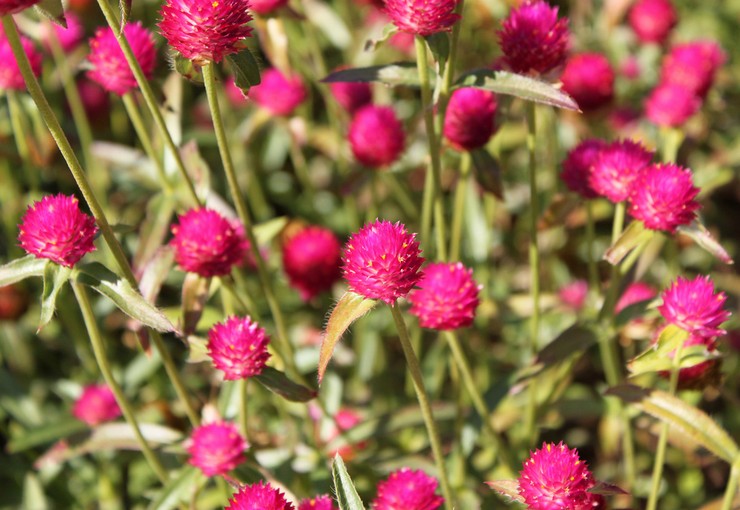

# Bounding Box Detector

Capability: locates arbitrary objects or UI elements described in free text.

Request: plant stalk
[450,151,471,261]
[721,457,740,510]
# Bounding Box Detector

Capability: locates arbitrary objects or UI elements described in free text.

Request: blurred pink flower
[372,468,444,510]
[0,34,41,91]
[73,384,121,426]
[186,421,247,476]
[282,225,342,300]
[250,0,288,15]
[349,105,406,168]
[558,280,588,311]
[384,0,460,36]
[660,40,725,98]
[329,77,372,115]
[645,82,700,127]
[409,262,481,330]
[443,87,497,151]
[589,139,654,203]
[616,282,657,314]
[628,163,700,233]
[207,316,271,380]
[560,139,606,199]
[628,0,677,45]
[87,23,156,96]
[560,53,614,112]
[249,68,307,116]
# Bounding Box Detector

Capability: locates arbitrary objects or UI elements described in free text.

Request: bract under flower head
[372,468,444,510]
[282,225,342,300]
[628,163,700,233]
[349,105,406,168]
[0,34,42,91]
[560,139,606,199]
[249,68,307,116]
[660,40,725,98]
[560,53,615,112]
[297,495,337,510]
[658,275,730,337]
[207,316,271,380]
[226,481,295,510]
[383,0,460,36]
[589,139,654,203]
[73,384,121,426]
[186,421,247,476]
[443,87,498,151]
[0,0,40,15]
[88,22,156,96]
[645,82,700,127]
[408,262,481,330]
[628,0,677,45]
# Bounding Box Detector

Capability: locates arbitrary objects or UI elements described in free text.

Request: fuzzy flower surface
[349,105,406,168]
[0,0,40,15]
[645,82,700,127]
[560,139,606,199]
[18,194,98,268]
[628,163,700,233]
[170,208,248,277]
[560,53,614,112]
[558,280,588,312]
[518,442,604,510]
[408,262,480,330]
[628,0,677,44]
[372,468,444,510]
[72,384,121,426]
[498,0,570,76]
[383,0,460,36]
[249,68,307,116]
[88,23,156,96]
[186,421,247,476]
[225,481,295,510]
[159,0,253,64]
[589,139,654,203]
[660,41,725,98]
[249,0,288,15]
[342,220,424,304]
[443,87,497,151]
[0,35,42,91]
[329,79,373,115]
[616,282,657,314]
[297,495,337,510]
[282,225,342,300]
[207,316,270,380]
[658,275,730,338]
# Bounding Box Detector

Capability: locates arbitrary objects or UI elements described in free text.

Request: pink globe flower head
[660,41,726,99]
[621,56,641,80]
[249,68,307,116]
[654,327,719,385]
[76,78,111,125]
[159,0,253,65]
[589,139,654,203]
[645,82,701,128]
[0,0,40,15]
[342,220,424,304]
[72,384,121,426]
[408,262,481,330]
[170,208,248,277]
[373,468,444,510]
[384,0,460,36]
[497,0,570,76]
[328,76,373,115]
[87,22,156,96]
[323,408,367,459]
[628,0,677,45]
[250,0,288,15]
[207,315,271,380]
[560,139,606,199]
[658,275,730,338]
[560,53,615,112]
[349,105,406,168]
[226,481,295,510]
[443,87,498,151]
[0,34,42,91]
[628,163,700,233]
[41,12,85,53]
[282,225,342,301]
[225,76,249,107]
[519,442,604,510]
[558,280,588,311]
[18,194,98,268]
[186,421,248,476]
[615,281,657,314]
[298,495,337,510]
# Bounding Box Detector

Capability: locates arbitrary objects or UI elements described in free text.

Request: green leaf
[606,384,739,463]
[603,220,654,265]
[332,454,366,510]
[425,32,450,74]
[119,0,132,31]
[39,264,71,331]
[254,367,317,402]
[321,63,423,88]
[146,466,200,510]
[457,69,580,111]
[364,23,398,52]
[226,49,262,95]
[677,220,733,265]
[254,216,289,246]
[304,0,350,49]
[7,417,87,453]
[0,255,48,287]
[174,54,203,84]
[627,324,720,376]
[34,0,66,26]
[536,325,598,368]
[471,149,504,199]
[485,480,525,503]
[319,292,378,384]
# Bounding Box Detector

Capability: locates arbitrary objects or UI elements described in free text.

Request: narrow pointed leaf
[604,221,654,265]
[321,63,423,88]
[226,49,262,94]
[485,480,525,503]
[254,367,317,402]
[0,255,48,287]
[425,32,450,73]
[146,466,200,510]
[119,0,132,31]
[254,216,289,246]
[332,454,366,510]
[34,0,66,26]
[39,264,71,330]
[677,220,733,265]
[588,482,628,496]
[627,324,721,375]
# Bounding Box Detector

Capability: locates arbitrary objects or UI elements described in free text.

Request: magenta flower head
[159,0,253,65]
[558,280,588,311]
[88,22,156,96]
[658,275,730,337]
[560,139,606,199]
[72,384,121,426]
[383,0,460,36]
[560,53,615,112]
[298,495,337,510]
[443,87,498,151]
[186,421,248,476]
[282,225,342,300]
[519,442,604,510]
[207,316,270,380]
[226,481,295,510]
[41,12,85,52]
[249,68,307,116]
[628,0,677,45]
[408,262,481,330]
[18,194,98,268]
[372,468,444,510]
[645,82,700,127]
[0,35,42,91]
[250,0,288,15]
[498,0,570,76]
[660,41,725,98]
[628,163,700,233]
[170,208,248,277]
[342,220,424,304]
[329,76,373,115]
[0,0,40,15]
[616,282,657,314]
[349,105,406,168]
[589,139,654,203]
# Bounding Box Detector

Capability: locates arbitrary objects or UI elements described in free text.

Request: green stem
[384,172,419,221]
[239,378,249,442]
[450,152,471,261]
[721,457,740,510]
[389,305,454,510]
[6,90,37,189]
[585,201,599,292]
[434,0,465,135]
[286,123,314,198]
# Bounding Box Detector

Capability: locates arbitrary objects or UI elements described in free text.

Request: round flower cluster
[443,87,498,151]
[628,163,700,233]
[560,139,606,199]
[207,316,271,380]
[186,421,248,476]
[628,0,677,45]
[589,139,654,203]
[558,280,588,312]
[658,275,730,338]
[72,384,121,426]
[383,0,460,36]
[226,481,295,510]
[0,34,42,91]
[282,225,342,301]
[349,105,406,168]
[329,77,373,115]
[408,262,481,330]
[249,68,307,117]
[372,468,444,510]
[560,53,615,112]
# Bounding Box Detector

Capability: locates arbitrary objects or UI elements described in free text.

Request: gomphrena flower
[408,262,481,330]
[615,282,657,314]
[72,384,121,426]
[628,163,700,233]
[658,275,730,338]
[297,495,337,510]
[18,194,98,268]
[87,23,156,96]
[159,0,253,65]
[249,0,288,15]
[349,105,406,168]
[372,468,444,510]
[383,0,460,36]
[186,421,248,476]
[560,53,615,112]
[497,0,570,76]
[342,220,424,304]
[41,12,85,52]
[329,76,373,115]
[207,316,271,380]
[660,41,725,99]
[645,82,700,127]
[0,0,40,15]
[628,0,677,45]
[443,87,498,151]
[226,481,295,510]
[518,442,604,510]
[170,208,248,277]
[249,68,307,116]
[282,225,342,300]
[560,139,606,199]
[558,280,588,312]
[0,34,42,91]
[589,139,654,203]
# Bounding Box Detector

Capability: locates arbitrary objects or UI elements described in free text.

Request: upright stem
[585,201,599,292]
[434,0,465,135]
[239,379,249,442]
[389,305,454,510]
[7,91,35,188]
[450,151,471,261]
[721,457,740,510]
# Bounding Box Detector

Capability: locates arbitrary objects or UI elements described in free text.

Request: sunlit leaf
[485,480,525,503]
[627,324,720,375]
[604,221,654,265]
[254,367,317,402]
[39,264,71,331]
[34,0,65,26]
[322,63,423,88]
[332,454,366,510]
[677,220,733,265]
[227,49,261,94]
[146,466,200,510]
[0,255,48,287]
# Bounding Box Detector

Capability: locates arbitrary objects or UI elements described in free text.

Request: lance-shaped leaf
[34,0,66,26]
[321,63,423,88]
[0,255,48,287]
[627,324,721,376]
[425,32,450,74]
[39,264,71,331]
[254,367,317,402]
[332,454,366,510]
[485,480,525,504]
[319,292,378,384]
[226,49,262,95]
[677,220,733,265]
[588,482,628,496]
[604,220,654,265]
[119,0,132,32]
[606,384,739,463]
